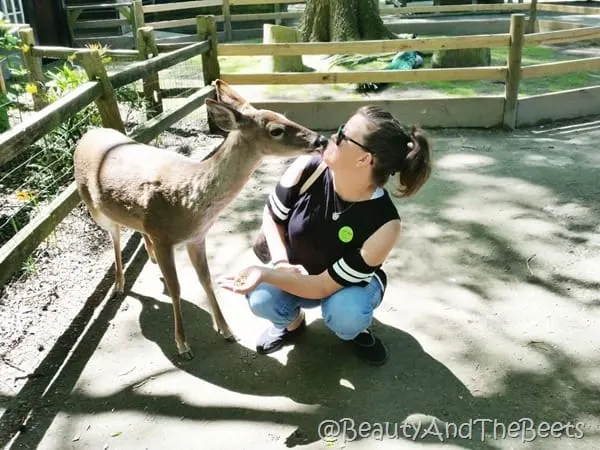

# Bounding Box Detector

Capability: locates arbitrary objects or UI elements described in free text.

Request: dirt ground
[1,113,600,449]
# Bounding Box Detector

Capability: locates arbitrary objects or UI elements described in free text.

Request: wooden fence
[2,6,600,286]
[66,0,600,46]
[0,21,219,287]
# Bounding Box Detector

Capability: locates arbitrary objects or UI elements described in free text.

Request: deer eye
[269,127,285,138]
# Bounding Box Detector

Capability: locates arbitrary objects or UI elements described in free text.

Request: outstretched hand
[217,266,264,295]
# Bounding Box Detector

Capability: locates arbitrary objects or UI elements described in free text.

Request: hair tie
[407,138,419,158]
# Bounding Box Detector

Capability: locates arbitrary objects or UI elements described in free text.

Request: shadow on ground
[2,117,600,449]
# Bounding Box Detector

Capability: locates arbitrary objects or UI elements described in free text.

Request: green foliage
[0,91,9,132]
[432,48,491,68]
[0,15,26,80]
[0,55,145,248]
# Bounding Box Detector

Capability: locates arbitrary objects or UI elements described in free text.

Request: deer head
[206,80,328,157]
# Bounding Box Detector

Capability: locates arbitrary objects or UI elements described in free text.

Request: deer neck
[191,131,263,209]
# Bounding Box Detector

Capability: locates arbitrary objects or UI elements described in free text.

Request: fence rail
[221,66,508,85]
[524,26,600,45]
[0,82,103,167]
[218,34,510,56]
[521,57,600,78]
[66,0,559,44]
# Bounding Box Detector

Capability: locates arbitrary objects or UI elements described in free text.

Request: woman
[218,106,432,365]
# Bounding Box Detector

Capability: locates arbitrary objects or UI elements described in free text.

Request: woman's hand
[217,266,264,295]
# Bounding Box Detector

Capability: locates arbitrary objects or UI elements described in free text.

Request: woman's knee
[322,288,375,340]
[247,283,298,325]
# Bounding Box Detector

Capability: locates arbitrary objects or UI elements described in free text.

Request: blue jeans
[246,277,384,341]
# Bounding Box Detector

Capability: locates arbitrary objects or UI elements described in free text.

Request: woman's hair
[357,106,432,198]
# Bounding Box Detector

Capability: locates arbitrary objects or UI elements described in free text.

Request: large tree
[298,0,397,42]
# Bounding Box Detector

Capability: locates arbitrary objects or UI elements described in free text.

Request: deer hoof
[225,334,239,343]
[179,349,194,361]
[218,327,237,343]
[176,341,194,360]
[110,285,124,299]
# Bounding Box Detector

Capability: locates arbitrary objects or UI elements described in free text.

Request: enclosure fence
[0,19,220,287]
[66,0,600,46]
[1,3,600,287]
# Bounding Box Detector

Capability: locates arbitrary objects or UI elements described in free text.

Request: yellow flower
[25,83,38,94]
[16,190,33,202]
[21,43,30,53]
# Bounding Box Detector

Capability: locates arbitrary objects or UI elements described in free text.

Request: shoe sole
[256,323,307,355]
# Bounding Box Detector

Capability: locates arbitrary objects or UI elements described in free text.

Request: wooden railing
[0,21,218,287]
[66,0,565,44]
[2,8,600,286]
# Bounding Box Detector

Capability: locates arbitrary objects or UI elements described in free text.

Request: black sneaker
[256,319,307,354]
[352,329,388,365]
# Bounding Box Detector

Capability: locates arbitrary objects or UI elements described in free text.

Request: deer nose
[314,135,329,149]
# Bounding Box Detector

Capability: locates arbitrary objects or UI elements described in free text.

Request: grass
[339,43,600,97]
[212,37,600,98]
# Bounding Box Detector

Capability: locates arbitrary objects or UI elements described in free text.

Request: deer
[73,79,328,360]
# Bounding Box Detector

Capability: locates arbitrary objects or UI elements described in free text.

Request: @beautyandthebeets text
[318,417,586,443]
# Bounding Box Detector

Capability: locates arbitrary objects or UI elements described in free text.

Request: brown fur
[74,80,326,359]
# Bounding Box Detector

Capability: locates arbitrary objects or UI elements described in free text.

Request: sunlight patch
[339,378,355,390]
[522,154,574,167]
[435,153,496,170]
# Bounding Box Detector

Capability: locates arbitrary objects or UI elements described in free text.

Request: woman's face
[323,113,373,171]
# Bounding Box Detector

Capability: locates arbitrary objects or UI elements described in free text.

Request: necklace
[332,193,354,221]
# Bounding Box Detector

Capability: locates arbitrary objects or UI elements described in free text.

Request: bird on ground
[357,50,424,93]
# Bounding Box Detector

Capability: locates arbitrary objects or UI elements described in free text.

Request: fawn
[74,80,328,359]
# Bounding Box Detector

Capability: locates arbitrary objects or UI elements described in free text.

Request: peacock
[357,50,424,93]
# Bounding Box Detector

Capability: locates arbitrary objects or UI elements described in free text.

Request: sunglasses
[335,123,374,154]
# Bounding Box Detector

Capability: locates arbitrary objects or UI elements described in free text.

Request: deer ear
[205,99,245,131]
[212,79,256,113]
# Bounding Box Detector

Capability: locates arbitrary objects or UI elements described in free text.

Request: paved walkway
[3,118,600,449]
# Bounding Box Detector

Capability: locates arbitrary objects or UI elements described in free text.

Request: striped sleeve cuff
[327,251,378,287]
[267,183,296,224]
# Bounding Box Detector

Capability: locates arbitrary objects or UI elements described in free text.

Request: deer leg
[152,241,193,360]
[186,240,236,342]
[87,205,124,296]
[142,233,157,264]
[107,224,124,294]
[80,186,124,296]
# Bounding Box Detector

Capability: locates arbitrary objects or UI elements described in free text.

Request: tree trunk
[263,24,306,72]
[299,0,396,42]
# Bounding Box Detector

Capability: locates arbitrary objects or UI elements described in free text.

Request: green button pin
[338,226,354,243]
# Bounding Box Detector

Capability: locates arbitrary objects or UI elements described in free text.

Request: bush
[432,48,491,68]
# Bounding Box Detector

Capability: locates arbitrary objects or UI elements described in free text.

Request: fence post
[66,9,82,45]
[18,27,47,111]
[274,4,282,26]
[197,15,220,86]
[137,27,163,118]
[222,0,233,41]
[132,0,145,48]
[0,70,6,94]
[502,14,525,130]
[76,49,126,133]
[527,0,538,34]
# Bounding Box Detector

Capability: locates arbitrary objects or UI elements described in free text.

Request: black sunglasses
[336,123,374,154]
